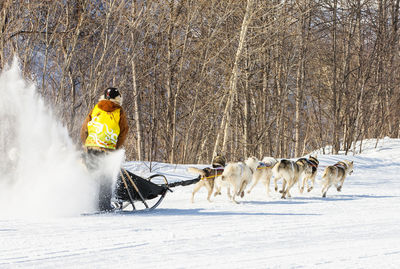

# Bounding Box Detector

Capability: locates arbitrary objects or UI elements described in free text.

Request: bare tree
[213,0,254,158]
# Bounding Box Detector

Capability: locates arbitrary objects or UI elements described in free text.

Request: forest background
[1,0,399,164]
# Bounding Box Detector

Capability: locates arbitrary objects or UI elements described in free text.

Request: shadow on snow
[103,208,322,217]
[84,194,398,217]
[291,194,397,202]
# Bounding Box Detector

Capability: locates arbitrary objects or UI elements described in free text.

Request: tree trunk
[294,3,307,157]
[332,0,340,154]
[130,3,144,161]
[214,0,254,157]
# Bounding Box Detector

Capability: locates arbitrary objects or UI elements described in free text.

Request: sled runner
[114,168,201,212]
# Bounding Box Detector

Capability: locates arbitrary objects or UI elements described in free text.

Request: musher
[80,87,129,211]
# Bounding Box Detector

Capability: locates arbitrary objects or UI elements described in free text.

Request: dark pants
[83,148,114,211]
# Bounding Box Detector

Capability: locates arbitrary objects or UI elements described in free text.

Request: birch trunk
[131,3,143,161]
[213,0,254,156]
[294,10,306,157]
[331,0,340,154]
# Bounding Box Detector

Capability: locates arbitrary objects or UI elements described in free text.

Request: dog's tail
[262,157,278,167]
[272,160,281,174]
[187,167,206,177]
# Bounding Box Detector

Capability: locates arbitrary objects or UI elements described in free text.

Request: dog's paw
[307,187,313,192]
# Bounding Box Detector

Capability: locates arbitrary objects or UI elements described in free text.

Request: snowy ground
[1,138,400,268]
[1,61,400,268]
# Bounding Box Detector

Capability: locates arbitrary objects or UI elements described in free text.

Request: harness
[306,159,318,173]
[307,159,318,168]
[257,162,273,170]
[334,162,347,170]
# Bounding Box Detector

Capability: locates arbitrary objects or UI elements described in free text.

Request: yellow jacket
[80,100,129,150]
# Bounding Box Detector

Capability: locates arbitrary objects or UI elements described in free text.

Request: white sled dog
[272,158,312,199]
[297,155,319,193]
[247,157,278,197]
[321,160,354,198]
[214,156,259,203]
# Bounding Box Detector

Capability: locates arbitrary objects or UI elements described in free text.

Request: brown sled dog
[321,160,354,198]
[297,155,319,193]
[187,155,226,203]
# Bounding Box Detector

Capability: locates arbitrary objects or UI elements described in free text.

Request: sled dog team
[188,155,354,203]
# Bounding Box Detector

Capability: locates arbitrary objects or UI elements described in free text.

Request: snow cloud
[0,59,124,217]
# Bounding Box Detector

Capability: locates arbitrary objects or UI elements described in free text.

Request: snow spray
[0,59,124,217]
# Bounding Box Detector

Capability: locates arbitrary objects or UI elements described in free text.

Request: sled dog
[187,155,226,203]
[215,156,259,203]
[272,158,312,199]
[321,160,354,197]
[247,157,278,197]
[187,166,224,203]
[297,155,319,193]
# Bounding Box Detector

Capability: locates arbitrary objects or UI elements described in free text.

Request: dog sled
[114,168,201,212]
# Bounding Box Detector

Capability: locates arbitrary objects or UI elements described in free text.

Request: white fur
[247,157,278,197]
[215,156,259,203]
[214,175,232,200]
[98,95,123,106]
[321,160,354,197]
[272,159,312,199]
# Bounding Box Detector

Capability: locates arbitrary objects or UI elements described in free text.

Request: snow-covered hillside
[1,60,400,268]
[1,138,400,268]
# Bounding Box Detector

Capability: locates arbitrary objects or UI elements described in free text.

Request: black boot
[98,181,114,211]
